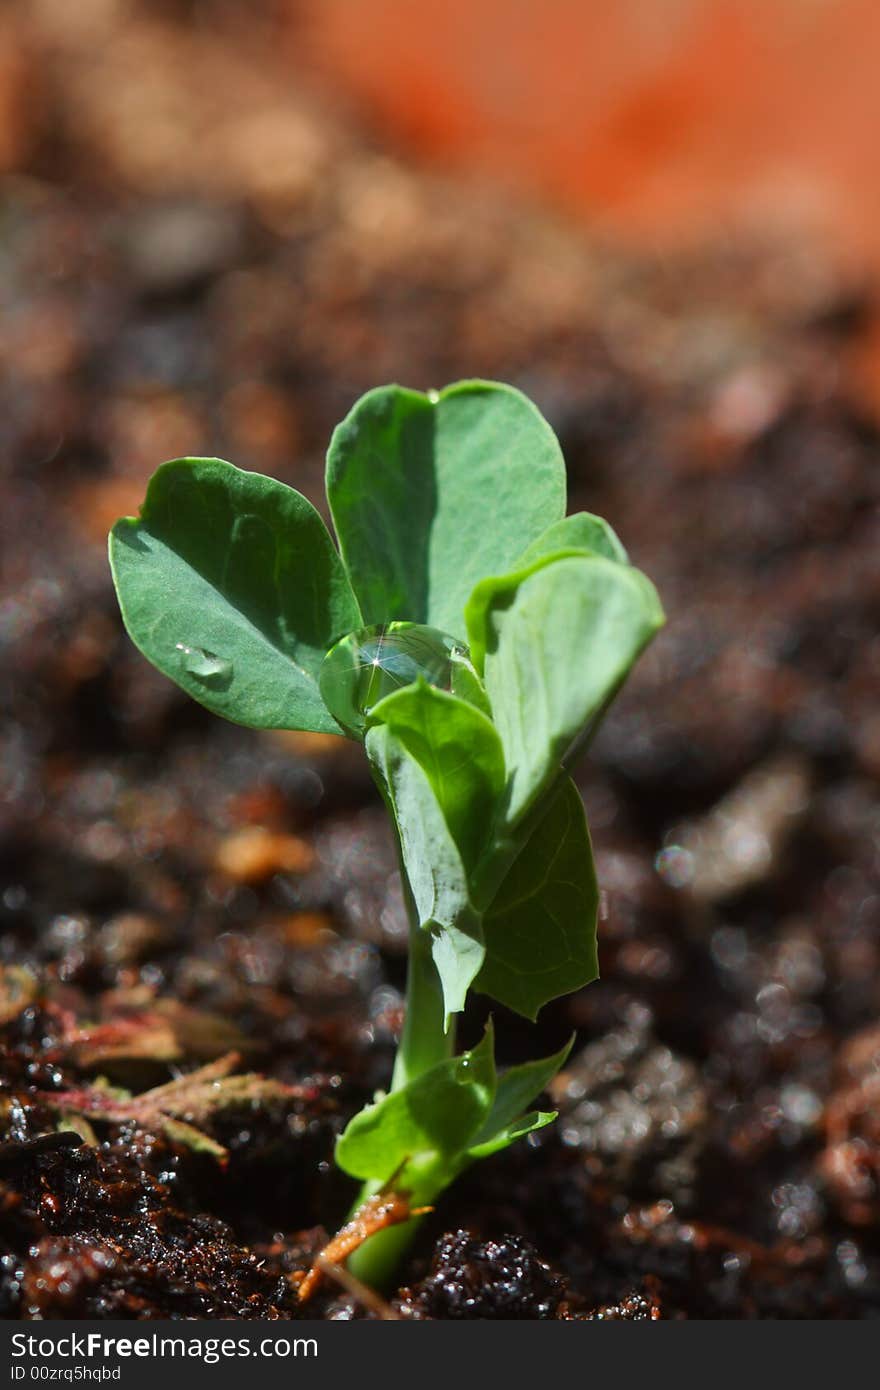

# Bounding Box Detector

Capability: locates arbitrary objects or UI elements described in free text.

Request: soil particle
[583,1287,662,1320]
[0,1109,304,1319]
[397,1232,567,1320]
[551,1021,708,1204]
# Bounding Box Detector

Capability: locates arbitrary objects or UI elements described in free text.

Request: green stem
[345,860,455,1289]
[391,880,456,1090]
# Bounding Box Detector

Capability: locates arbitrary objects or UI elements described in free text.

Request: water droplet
[427,388,440,403]
[654,844,694,889]
[175,643,233,683]
[319,621,476,736]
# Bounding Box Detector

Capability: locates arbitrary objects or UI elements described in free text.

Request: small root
[296,1191,431,1303]
[312,1255,401,1319]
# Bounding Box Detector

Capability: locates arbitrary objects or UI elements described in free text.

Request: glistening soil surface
[1,2,879,1319]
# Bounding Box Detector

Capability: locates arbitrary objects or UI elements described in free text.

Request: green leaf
[109,458,361,733]
[366,725,484,1018]
[518,511,628,566]
[476,777,598,1020]
[335,1025,496,1183]
[467,1110,557,1161]
[464,553,559,674]
[367,682,506,875]
[471,1036,573,1146]
[468,554,664,822]
[326,381,566,635]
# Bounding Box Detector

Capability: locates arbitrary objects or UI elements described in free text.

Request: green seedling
[108,380,664,1288]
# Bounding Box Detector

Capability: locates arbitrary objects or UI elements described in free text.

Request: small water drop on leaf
[175,643,233,683]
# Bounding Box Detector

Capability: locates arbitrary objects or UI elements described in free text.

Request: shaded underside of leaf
[326,380,567,636]
[366,725,485,1019]
[109,457,361,733]
[476,777,598,1020]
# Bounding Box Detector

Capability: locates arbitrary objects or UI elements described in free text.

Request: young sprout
[108,380,664,1289]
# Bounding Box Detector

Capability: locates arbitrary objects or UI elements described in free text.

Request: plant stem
[345,863,455,1289]
[391,878,456,1090]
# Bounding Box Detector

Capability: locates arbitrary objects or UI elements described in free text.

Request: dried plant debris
[38,1054,308,1160]
[550,1020,708,1202]
[656,755,811,903]
[0,968,39,1026]
[61,999,256,1070]
[818,1025,880,1228]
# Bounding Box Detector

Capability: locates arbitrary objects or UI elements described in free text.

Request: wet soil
[1,2,879,1319]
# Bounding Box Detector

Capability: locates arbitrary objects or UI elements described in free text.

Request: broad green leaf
[468,554,664,822]
[367,682,506,875]
[470,1036,573,1146]
[366,725,484,1018]
[465,552,565,674]
[326,380,566,635]
[335,1025,496,1183]
[109,458,361,733]
[467,1110,557,1161]
[476,777,598,1020]
[518,511,628,566]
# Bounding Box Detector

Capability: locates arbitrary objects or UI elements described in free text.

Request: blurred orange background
[300,0,880,270]
[286,0,880,414]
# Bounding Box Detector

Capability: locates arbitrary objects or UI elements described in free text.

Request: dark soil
[1,2,879,1319]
